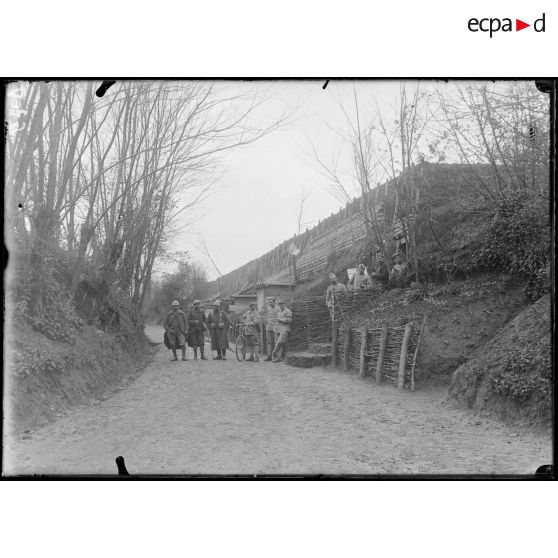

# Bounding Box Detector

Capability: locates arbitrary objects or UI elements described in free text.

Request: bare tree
[312,84,395,267]
[436,81,550,209]
[5,80,287,323]
[289,186,312,285]
[376,83,432,282]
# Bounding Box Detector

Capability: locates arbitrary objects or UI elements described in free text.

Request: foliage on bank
[449,294,551,425]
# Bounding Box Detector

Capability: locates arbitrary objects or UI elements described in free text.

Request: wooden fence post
[398,322,413,390]
[410,317,427,392]
[359,326,367,377]
[332,320,338,368]
[376,324,388,384]
[343,322,351,372]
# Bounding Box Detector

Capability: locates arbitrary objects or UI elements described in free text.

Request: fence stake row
[376,323,388,385]
[398,322,413,390]
[330,318,425,390]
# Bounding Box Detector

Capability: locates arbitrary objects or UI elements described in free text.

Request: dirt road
[3,326,551,476]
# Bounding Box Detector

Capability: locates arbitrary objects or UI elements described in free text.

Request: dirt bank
[355,274,527,379]
[4,321,152,436]
[3,326,551,476]
[449,294,552,426]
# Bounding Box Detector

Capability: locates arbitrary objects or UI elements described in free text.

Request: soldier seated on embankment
[370,253,389,288]
[347,263,372,292]
[389,252,411,289]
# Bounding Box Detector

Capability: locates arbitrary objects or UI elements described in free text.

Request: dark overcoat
[163,309,188,349]
[206,309,230,350]
[187,307,207,347]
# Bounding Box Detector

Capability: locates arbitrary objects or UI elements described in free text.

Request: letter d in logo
[534,13,546,32]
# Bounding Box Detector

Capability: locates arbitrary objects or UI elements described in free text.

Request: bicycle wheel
[235,335,246,361]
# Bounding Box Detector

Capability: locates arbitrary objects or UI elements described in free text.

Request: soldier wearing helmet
[163,299,189,361]
[206,300,230,360]
[187,300,209,360]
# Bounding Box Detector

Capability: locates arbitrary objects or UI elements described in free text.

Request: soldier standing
[163,300,189,361]
[264,296,279,361]
[187,300,209,360]
[242,301,261,362]
[207,300,230,360]
[325,273,347,317]
[272,298,292,362]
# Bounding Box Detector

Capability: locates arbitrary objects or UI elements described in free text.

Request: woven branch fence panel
[336,326,349,370]
[290,294,332,351]
[336,321,422,389]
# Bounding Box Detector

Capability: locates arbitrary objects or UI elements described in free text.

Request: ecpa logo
[468,13,546,37]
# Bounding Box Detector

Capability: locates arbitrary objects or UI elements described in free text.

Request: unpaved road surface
[3,326,551,476]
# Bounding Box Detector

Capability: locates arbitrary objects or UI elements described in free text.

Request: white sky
[173,80,436,280]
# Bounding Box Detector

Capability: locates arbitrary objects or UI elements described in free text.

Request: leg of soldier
[221,348,227,360]
[247,336,254,361]
[273,332,288,362]
[181,345,187,361]
[171,347,178,361]
[200,344,206,359]
[253,337,260,362]
[282,334,287,358]
[264,331,274,361]
[193,347,198,360]
[271,335,281,361]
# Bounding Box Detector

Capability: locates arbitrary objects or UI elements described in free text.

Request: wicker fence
[289,288,386,350]
[334,320,425,390]
[289,291,426,391]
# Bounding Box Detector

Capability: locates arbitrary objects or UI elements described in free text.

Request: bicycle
[235,323,248,361]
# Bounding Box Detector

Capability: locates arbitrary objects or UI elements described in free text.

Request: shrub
[490,347,551,403]
[16,247,84,342]
[469,194,549,299]
[13,346,75,377]
[104,288,145,350]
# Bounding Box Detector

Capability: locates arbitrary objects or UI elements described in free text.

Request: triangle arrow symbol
[516,19,530,31]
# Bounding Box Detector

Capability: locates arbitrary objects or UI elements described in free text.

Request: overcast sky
[166,80,422,280]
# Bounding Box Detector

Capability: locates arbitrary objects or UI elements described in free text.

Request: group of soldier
[241,297,292,363]
[162,296,292,363]
[325,252,409,314]
[162,299,209,361]
[163,251,408,362]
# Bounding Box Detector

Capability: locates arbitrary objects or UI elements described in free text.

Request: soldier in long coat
[206,300,230,360]
[187,300,209,360]
[163,299,189,361]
